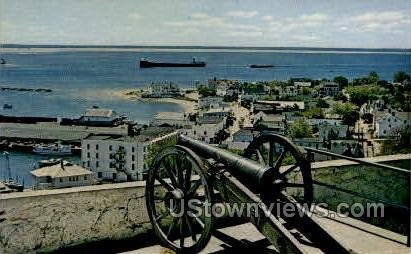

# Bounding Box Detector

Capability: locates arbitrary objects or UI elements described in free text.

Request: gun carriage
[145,133,410,253]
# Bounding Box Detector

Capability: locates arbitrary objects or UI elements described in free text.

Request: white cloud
[226,31,263,37]
[338,11,411,32]
[128,12,143,20]
[262,15,273,21]
[227,11,258,18]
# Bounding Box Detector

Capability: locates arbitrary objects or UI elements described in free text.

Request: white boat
[33,144,72,156]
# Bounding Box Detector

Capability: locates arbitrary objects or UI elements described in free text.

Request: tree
[333,102,359,126]
[393,71,411,83]
[334,92,348,102]
[197,85,216,97]
[333,76,348,88]
[346,85,382,106]
[316,98,329,108]
[303,108,325,119]
[289,118,313,139]
[368,71,379,84]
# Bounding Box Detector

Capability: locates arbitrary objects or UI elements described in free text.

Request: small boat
[37,158,62,167]
[33,144,72,156]
[250,64,274,68]
[3,103,12,109]
[140,58,206,68]
[0,58,5,65]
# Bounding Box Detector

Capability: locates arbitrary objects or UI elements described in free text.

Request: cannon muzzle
[178,135,272,191]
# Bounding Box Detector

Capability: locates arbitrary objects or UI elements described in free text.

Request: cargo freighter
[140,58,206,68]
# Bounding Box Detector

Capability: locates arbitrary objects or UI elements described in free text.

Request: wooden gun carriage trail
[144,133,411,254]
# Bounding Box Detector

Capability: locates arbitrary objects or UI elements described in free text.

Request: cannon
[145,133,410,253]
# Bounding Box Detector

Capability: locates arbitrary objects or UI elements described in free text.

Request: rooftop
[84,127,177,143]
[83,108,116,118]
[154,111,187,120]
[31,161,92,178]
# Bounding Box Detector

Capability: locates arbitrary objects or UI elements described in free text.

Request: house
[319,81,340,97]
[80,108,119,126]
[31,160,93,190]
[181,118,225,144]
[256,100,305,112]
[81,127,178,181]
[151,111,192,128]
[226,128,258,150]
[199,107,232,124]
[317,122,348,140]
[293,138,361,161]
[198,96,224,109]
[253,112,286,134]
[277,86,298,97]
[144,82,181,98]
[374,111,410,137]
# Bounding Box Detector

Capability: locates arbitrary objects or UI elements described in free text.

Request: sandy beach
[116,89,197,114]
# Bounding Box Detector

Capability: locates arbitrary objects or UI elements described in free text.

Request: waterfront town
[1,71,410,191]
[0,1,410,253]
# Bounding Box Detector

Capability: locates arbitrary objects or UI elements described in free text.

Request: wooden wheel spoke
[187,180,201,196]
[272,151,286,172]
[155,174,175,192]
[184,214,197,242]
[161,158,179,187]
[279,164,299,178]
[268,141,274,166]
[175,155,185,188]
[192,214,205,229]
[256,149,266,166]
[155,210,170,222]
[179,216,185,248]
[167,217,179,238]
[184,164,192,191]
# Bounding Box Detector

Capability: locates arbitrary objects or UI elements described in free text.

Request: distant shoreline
[117,89,197,114]
[2,44,410,52]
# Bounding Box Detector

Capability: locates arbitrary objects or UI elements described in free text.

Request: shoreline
[116,89,197,114]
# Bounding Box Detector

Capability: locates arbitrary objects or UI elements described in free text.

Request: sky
[0,0,410,48]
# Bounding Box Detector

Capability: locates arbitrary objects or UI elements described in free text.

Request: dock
[0,122,128,146]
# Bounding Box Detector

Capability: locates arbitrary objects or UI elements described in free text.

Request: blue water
[0,49,410,120]
[0,47,410,186]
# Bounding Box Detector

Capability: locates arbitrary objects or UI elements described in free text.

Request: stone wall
[0,153,409,253]
[0,182,150,254]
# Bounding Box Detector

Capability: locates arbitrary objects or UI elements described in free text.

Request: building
[144,82,181,98]
[293,138,361,161]
[31,160,93,190]
[374,111,410,137]
[317,122,348,140]
[80,108,119,126]
[276,86,298,97]
[181,118,225,144]
[151,111,192,128]
[253,112,286,134]
[81,127,178,181]
[256,100,305,111]
[198,96,224,109]
[319,81,340,97]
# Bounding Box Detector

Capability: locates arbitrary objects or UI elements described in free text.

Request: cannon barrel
[178,135,272,191]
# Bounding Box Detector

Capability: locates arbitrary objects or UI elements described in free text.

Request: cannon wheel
[245,133,313,205]
[146,145,214,253]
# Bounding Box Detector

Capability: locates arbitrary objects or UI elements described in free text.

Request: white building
[181,119,225,144]
[31,161,93,190]
[81,128,178,182]
[319,81,340,97]
[309,118,342,127]
[80,108,119,126]
[145,82,180,98]
[276,86,298,97]
[151,111,192,128]
[374,111,410,137]
[198,96,224,109]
